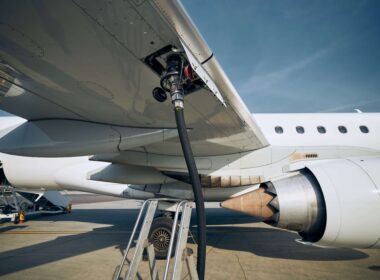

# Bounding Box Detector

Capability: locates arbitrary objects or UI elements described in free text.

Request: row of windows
[274,125,369,134]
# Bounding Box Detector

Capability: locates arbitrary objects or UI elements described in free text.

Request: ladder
[113,199,199,280]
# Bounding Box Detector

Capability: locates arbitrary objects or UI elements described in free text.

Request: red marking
[183,65,193,79]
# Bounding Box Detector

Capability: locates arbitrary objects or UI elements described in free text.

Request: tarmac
[0,193,379,280]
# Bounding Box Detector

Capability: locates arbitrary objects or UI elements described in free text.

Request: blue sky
[182,0,380,113]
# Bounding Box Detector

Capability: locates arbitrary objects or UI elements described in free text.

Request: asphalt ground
[0,194,379,279]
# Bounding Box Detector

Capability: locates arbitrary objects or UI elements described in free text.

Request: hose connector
[171,91,184,109]
[160,54,185,109]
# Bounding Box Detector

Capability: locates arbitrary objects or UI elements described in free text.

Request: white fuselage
[254,113,380,150]
[0,113,379,199]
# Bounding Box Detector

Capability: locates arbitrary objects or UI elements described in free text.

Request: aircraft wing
[0,0,268,157]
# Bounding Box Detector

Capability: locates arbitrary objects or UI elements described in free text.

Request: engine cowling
[222,157,380,248]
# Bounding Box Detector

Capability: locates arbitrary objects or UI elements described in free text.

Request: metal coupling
[171,91,184,109]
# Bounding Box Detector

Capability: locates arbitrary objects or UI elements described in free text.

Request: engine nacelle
[222,157,380,249]
[306,157,380,248]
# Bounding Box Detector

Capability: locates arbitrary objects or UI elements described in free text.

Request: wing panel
[0,0,267,156]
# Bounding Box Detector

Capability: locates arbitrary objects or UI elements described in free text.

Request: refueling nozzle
[160,54,185,109]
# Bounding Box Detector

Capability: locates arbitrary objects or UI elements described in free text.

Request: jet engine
[221,157,380,248]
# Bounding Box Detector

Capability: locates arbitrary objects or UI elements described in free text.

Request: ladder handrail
[163,200,189,280]
[171,203,193,280]
[114,199,152,280]
[126,200,158,279]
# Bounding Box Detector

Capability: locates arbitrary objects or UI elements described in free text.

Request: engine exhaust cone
[220,187,276,220]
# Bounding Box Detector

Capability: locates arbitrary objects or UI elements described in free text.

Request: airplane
[0,0,379,277]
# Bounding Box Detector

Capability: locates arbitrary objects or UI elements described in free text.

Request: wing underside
[0,0,267,157]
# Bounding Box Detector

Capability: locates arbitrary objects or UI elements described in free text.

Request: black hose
[174,107,206,280]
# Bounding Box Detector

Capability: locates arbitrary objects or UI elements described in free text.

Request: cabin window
[359,125,369,133]
[296,126,305,134]
[275,126,283,134]
[338,126,347,134]
[317,126,326,134]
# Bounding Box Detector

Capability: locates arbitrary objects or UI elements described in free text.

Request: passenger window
[317,126,326,134]
[296,126,305,134]
[275,126,283,134]
[359,125,369,133]
[338,126,347,134]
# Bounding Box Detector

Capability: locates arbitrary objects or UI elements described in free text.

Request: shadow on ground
[201,225,367,261]
[0,208,368,277]
[0,225,28,233]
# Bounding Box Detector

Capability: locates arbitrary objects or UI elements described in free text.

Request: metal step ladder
[113,199,199,280]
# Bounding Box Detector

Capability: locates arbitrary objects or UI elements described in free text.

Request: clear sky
[182,0,380,113]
